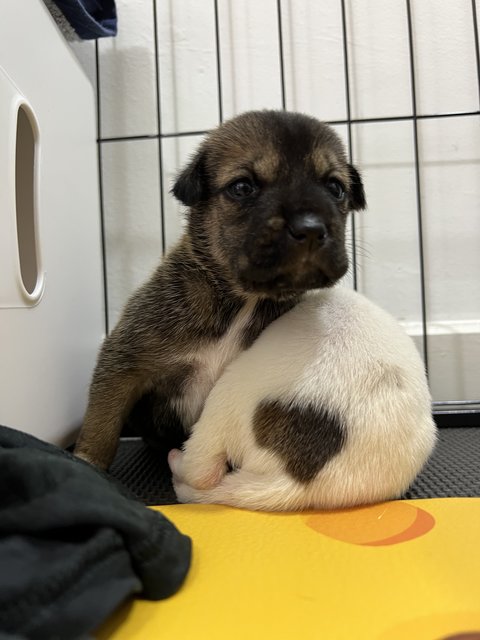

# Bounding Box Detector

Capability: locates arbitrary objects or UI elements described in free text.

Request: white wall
[70,0,480,402]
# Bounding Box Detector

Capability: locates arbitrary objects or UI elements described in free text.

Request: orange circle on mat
[305,501,435,546]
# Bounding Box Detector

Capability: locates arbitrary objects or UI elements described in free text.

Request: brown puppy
[75,110,366,469]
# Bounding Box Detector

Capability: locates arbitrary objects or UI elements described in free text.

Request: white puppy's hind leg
[168,446,227,490]
[173,467,306,512]
[168,407,232,490]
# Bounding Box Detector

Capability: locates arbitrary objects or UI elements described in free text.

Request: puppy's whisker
[346,241,373,262]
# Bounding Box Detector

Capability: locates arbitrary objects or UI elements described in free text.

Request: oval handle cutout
[15,104,41,297]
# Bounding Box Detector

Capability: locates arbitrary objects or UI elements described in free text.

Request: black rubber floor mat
[404,427,480,499]
[109,438,176,506]
[109,427,480,506]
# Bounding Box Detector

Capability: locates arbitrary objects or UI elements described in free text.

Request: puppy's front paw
[75,451,102,468]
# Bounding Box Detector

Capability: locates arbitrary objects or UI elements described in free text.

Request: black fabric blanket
[0,425,191,640]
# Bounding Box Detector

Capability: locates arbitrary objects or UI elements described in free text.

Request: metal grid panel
[93,1,480,423]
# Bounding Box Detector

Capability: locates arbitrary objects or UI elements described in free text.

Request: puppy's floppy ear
[347,164,366,211]
[172,150,208,206]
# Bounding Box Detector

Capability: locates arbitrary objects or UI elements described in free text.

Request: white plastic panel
[420,115,480,323]
[282,0,347,121]
[412,0,479,116]
[351,120,423,324]
[217,0,284,120]
[346,0,412,120]
[98,0,158,138]
[101,139,163,328]
[0,70,45,308]
[0,0,104,445]
[157,0,219,134]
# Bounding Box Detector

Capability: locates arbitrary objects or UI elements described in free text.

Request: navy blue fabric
[51,0,117,39]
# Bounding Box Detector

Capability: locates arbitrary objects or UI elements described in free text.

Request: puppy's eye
[227,178,257,200]
[326,178,345,202]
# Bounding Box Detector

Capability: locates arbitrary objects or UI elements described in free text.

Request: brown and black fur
[75,110,365,469]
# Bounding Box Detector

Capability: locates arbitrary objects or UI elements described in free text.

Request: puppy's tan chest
[173,299,258,428]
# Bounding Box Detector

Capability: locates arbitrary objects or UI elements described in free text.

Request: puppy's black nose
[287,214,328,244]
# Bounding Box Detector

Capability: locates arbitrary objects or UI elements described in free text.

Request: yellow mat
[97,498,480,640]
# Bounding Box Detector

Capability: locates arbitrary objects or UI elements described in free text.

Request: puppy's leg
[75,368,146,469]
[169,448,227,490]
[168,414,229,490]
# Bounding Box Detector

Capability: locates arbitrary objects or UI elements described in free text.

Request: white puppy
[168,286,436,511]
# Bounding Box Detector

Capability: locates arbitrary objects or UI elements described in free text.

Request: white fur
[169,286,437,511]
[173,297,258,427]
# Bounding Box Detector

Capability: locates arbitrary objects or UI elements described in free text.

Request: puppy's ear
[347,164,366,211]
[172,151,208,206]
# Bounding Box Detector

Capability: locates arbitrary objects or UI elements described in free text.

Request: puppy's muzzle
[237,208,347,297]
